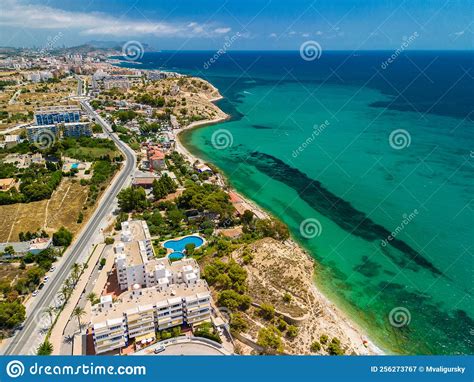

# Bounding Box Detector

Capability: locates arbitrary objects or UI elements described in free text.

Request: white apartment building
[91,280,211,354]
[90,221,211,354]
[115,220,154,290]
[114,221,201,291]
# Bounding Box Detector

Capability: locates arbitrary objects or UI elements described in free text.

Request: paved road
[3,101,136,355]
[0,122,31,135]
[75,76,84,97]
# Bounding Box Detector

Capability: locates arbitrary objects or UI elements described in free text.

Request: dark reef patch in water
[377,281,474,354]
[354,256,382,277]
[248,151,444,277]
[251,124,273,130]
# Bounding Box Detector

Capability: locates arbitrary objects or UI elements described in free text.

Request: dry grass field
[0,178,89,242]
[0,75,78,132]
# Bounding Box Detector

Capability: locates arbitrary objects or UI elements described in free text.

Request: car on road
[50,266,55,272]
[154,345,166,354]
[38,283,45,290]
[32,290,39,297]
[43,276,49,283]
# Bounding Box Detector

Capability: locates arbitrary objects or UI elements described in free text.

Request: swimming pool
[163,235,204,253]
[71,163,79,169]
[168,252,185,260]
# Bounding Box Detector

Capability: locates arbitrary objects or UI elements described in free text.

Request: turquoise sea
[121,51,474,354]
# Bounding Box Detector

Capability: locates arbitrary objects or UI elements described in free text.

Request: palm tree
[71,263,81,286]
[60,285,72,306]
[37,340,53,355]
[72,306,85,330]
[86,292,97,306]
[45,306,56,326]
[64,277,74,290]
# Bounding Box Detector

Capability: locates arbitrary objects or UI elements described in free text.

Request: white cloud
[0,0,230,38]
[301,33,310,38]
[269,33,277,38]
[214,27,231,34]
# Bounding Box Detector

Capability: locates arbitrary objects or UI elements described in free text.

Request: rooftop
[91,280,210,326]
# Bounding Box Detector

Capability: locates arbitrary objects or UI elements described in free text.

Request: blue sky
[0,0,472,50]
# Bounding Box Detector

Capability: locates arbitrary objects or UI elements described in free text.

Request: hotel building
[90,221,211,354]
[34,105,81,125]
[26,122,92,142]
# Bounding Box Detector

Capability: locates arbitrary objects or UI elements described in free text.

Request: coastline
[174,97,385,355]
[108,60,385,354]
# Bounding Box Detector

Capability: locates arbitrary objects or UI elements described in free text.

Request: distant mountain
[85,40,155,51]
[85,40,122,49]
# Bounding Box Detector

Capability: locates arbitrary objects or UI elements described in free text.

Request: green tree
[257,326,283,354]
[217,290,251,311]
[327,337,345,355]
[319,334,329,345]
[87,292,98,305]
[230,312,248,334]
[310,341,321,353]
[259,303,275,320]
[52,227,73,247]
[0,301,26,329]
[37,340,53,355]
[118,187,149,212]
[105,237,114,245]
[72,306,85,329]
[45,306,56,326]
[184,243,196,255]
[286,325,299,338]
[241,210,254,226]
[3,245,15,257]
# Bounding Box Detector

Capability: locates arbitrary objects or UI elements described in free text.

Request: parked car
[154,345,166,354]
[49,266,55,272]
[43,276,49,283]
[32,290,39,297]
[38,283,44,290]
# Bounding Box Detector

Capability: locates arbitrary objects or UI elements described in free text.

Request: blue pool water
[168,252,185,260]
[163,236,204,253]
[71,163,79,169]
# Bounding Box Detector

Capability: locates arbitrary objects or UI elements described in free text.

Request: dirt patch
[0,178,89,241]
[232,238,380,355]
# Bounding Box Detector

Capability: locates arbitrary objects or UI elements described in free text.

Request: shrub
[319,334,329,345]
[310,341,321,353]
[327,337,344,355]
[217,290,251,311]
[230,313,248,334]
[257,326,283,354]
[52,227,73,247]
[286,325,298,338]
[259,303,275,320]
